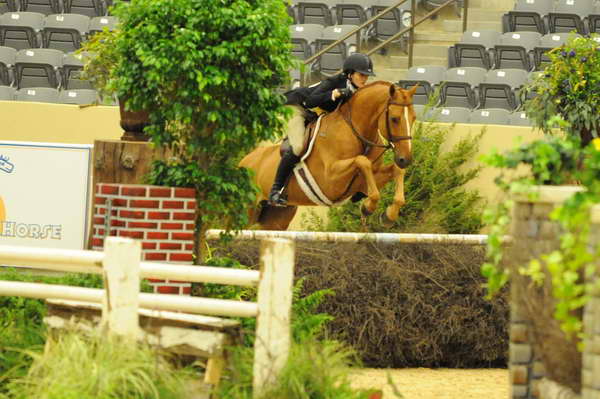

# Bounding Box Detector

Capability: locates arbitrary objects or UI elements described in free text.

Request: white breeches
[286,105,308,156]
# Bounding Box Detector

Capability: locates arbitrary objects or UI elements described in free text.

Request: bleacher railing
[303,0,469,81]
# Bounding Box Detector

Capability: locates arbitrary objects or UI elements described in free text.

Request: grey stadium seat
[58,88,97,104]
[42,14,90,52]
[322,24,358,50]
[335,2,368,26]
[89,15,118,35]
[478,68,529,110]
[431,106,471,123]
[0,12,44,50]
[15,48,62,88]
[548,0,594,34]
[503,0,553,34]
[291,37,312,60]
[397,65,446,105]
[15,86,59,102]
[370,0,411,44]
[494,31,541,70]
[313,38,347,77]
[509,111,534,126]
[296,2,334,26]
[533,32,578,70]
[290,24,324,48]
[62,51,92,89]
[448,30,501,69]
[439,67,487,109]
[1,0,19,13]
[0,46,17,85]
[0,85,16,100]
[469,108,511,125]
[20,0,59,15]
[63,0,104,17]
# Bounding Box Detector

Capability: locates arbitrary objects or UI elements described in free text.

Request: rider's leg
[268,105,305,206]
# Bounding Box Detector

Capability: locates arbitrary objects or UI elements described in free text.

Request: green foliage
[481,136,600,336]
[313,120,485,234]
[78,28,120,100]
[523,34,600,141]
[110,0,294,238]
[2,331,191,399]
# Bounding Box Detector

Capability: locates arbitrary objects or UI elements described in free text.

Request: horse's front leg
[330,155,380,214]
[383,165,407,223]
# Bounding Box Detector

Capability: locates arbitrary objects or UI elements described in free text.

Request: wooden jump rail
[0,237,295,398]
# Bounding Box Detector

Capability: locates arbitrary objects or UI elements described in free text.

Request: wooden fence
[0,237,295,398]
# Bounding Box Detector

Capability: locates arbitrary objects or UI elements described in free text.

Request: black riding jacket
[284,74,351,113]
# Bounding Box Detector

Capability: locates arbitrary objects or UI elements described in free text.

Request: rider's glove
[338,88,352,100]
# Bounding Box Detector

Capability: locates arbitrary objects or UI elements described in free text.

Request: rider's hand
[332,89,342,100]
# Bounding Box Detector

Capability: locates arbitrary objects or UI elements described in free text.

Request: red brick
[95,196,106,205]
[148,211,170,220]
[181,286,191,295]
[173,212,195,221]
[161,222,183,230]
[130,199,160,208]
[110,219,126,227]
[157,286,181,294]
[149,187,172,198]
[97,228,105,236]
[147,278,165,283]
[174,188,195,198]
[119,210,146,219]
[185,243,193,250]
[118,230,130,237]
[100,184,119,195]
[169,280,190,284]
[172,232,194,241]
[160,242,182,250]
[109,229,117,236]
[145,252,167,261]
[121,186,147,197]
[128,221,158,229]
[93,216,104,225]
[162,200,184,209]
[92,238,103,247]
[186,224,195,230]
[98,207,106,215]
[129,231,145,239]
[110,198,128,207]
[147,232,169,240]
[186,201,196,210]
[169,253,193,262]
[142,242,157,250]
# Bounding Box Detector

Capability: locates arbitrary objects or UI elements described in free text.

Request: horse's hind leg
[258,205,298,230]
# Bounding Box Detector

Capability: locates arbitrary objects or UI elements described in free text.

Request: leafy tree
[110,0,294,262]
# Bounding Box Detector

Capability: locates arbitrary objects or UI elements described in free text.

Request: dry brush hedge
[214,239,509,368]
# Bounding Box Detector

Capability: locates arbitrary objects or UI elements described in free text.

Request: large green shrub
[306,121,485,234]
[110,0,294,263]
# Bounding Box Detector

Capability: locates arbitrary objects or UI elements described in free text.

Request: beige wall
[0,101,544,230]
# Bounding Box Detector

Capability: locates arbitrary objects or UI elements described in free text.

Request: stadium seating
[503,0,552,33]
[58,87,96,104]
[397,65,446,105]
[20,0,59,15]
[478,68,529,110]
[89,15,118,35]
[0,12,44,50]
[0,45,16,85]
[448,30,501,69]
[509,110,534,126]
[15,47,62,88]
[469,108,511,125]
[62,51,92,89]
[42,13,90,52]
[493,31,541,70]
[439,67,487,109]
[0,84,14,99]
[15,86,58,101]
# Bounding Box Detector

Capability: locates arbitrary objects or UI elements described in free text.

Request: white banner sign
[0,141,92,249]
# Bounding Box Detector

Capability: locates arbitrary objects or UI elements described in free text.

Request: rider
[268,52,376,206]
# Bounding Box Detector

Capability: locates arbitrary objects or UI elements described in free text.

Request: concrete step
[389,55,447,69]
[413,43,449,58]
[413,30,462,44]
[468,0,514,11]
[443,19,503,32]
[378,67,407,82]
[465,8,508,22]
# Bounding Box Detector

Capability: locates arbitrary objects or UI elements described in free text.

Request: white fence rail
[0,237,294,398]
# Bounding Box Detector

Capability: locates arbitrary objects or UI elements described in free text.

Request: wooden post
[252,238,295,398]
[101,237,141,339]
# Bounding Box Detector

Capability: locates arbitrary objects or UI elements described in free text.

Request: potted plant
[79,23,150,141]
[482,34,600,396]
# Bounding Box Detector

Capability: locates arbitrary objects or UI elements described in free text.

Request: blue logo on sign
[0,155,14,174]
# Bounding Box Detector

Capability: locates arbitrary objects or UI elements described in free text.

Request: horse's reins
[334,95,414,202]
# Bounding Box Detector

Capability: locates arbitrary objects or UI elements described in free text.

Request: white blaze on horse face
[404,106,412,153]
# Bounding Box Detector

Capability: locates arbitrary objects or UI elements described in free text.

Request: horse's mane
[342,80,393,109]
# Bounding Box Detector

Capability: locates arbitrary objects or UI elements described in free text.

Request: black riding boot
[268,151,301,206]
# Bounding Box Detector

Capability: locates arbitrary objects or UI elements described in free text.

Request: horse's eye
[391,117,400,124]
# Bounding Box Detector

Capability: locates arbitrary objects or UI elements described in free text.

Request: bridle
[340,96,413,155]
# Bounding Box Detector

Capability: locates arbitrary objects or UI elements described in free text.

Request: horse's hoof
[379,210,395,228]
[360,203,373,217]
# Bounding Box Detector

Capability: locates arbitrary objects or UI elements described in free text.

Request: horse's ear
[408,84,419,96]
[389,84,396,97]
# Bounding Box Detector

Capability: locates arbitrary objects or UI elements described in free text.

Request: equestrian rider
[268,52,376,207]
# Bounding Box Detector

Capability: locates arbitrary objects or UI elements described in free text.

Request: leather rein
[340,96,413,156]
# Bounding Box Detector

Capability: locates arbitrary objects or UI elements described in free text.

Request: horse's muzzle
[395,156,411,169]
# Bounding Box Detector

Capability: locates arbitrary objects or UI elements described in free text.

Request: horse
[239,81,417,230]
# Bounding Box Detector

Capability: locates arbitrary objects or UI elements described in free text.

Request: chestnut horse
[239,81,417,230]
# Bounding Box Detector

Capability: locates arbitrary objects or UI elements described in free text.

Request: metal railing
[302,0,469,79]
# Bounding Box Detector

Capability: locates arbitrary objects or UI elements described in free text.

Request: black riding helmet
[343,53,376,77]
